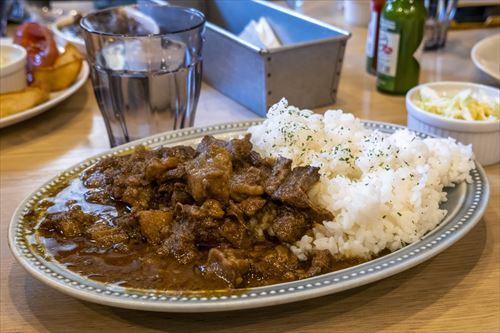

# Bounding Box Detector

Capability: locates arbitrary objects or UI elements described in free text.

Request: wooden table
[1,2,499,332]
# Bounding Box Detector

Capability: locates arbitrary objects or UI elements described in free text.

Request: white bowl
[0,43,27,94]
[406,81,500,166]
[51,16,86,55]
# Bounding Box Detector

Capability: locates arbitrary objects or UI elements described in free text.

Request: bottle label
[366,11,378,58]
[377,18,400,77]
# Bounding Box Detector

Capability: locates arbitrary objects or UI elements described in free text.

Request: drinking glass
[81,4,205,147]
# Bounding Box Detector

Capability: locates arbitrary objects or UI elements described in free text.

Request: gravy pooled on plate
[32,135,357,291]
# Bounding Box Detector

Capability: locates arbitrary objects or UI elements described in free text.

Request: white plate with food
[471,34,500,82]
[9,100,489,312]
[0,29,89,129]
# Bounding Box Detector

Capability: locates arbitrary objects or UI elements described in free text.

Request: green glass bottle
[376,0,426,95]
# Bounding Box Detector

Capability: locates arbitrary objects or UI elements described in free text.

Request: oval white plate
[0,38,89,129]
[8,120,490,312]
[471,34,500,82]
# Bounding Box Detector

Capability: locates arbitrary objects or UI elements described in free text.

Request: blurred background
[3,0,500,34]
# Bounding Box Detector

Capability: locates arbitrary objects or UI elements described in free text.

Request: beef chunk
[229,166,265,201]
[159,222,199,264]
[175,201,249,249]
[84,188,113,205]
[113,213,142,241]
[137,210,173,244]
[200,200,225,219]
[249,151,274,169]
[161,145,196,161]
[270,208,309,243]
[101,148,152,207]
[58,219,82,237]
[252,245,301,281]
[185,145,232,203]
[81,146,161,210]
[121,185,154,209]
[176,200,226,248]
[237,196,267,216]
[225,134,253,162]
[204,248,250,287]
[196,135,226,154]
[42,205,96,237]
[154,146,196,182]
[144,156,179,180]
[176,199,225,220]
[304,250,332,277]
[218,218,250,248]
[266,158,319,208]
[86,223,129,247]
[160,165,187,181]
[198,135,253,165]
[265,157,292,194]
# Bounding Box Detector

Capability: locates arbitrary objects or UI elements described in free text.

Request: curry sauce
[31,135,363,292]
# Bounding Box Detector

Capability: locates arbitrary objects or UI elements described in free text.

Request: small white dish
[406,81,500,166]
[471,34,500,82]
[0,43,27,94]
[51,16,86,55]
[0,38,89,128]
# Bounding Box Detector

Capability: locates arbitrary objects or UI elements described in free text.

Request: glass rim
[80,4,206,38]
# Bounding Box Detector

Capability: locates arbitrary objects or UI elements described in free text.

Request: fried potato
[54,43,83,66]
[0,85,50,118]
[33,59,82,91]
[32,43,83,92]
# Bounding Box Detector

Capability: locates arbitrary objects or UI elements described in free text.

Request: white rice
[248,99,475,260]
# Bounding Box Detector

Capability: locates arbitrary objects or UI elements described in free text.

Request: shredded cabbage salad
[415,86,499,121]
